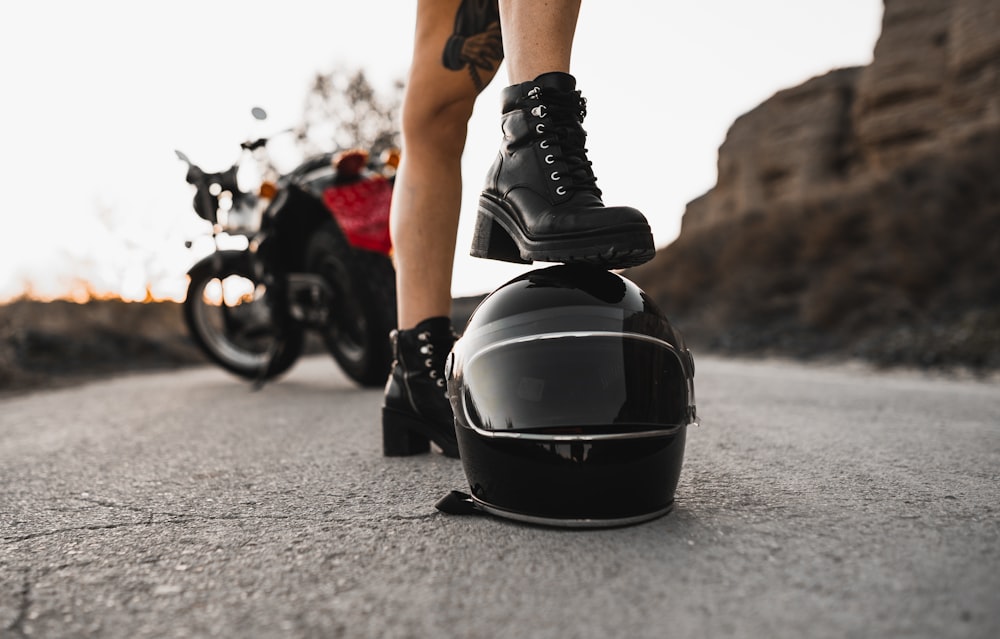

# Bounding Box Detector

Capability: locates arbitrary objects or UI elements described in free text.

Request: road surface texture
[2,356,998,639]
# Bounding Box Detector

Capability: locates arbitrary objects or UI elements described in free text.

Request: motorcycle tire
[184,250,305,381]
[305,223,397,387]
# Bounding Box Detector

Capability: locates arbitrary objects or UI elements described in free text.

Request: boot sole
[382,406,460,458]
[472,194,656,269]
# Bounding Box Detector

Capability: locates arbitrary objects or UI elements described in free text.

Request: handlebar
[175,150,244,224]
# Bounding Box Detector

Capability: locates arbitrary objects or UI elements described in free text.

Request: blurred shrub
[297,67,403,157]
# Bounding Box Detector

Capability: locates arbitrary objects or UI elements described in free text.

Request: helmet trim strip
[471,496,675,528]
[460,419,685,441]
[466,330,682,359]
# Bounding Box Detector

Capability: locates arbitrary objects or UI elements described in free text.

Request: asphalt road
[2,356,998,639]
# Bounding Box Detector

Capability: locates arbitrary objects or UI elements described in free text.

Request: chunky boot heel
[382,408,431,456]
[470,208,531,264]
[381,317,460,458]
[476,72,655,269]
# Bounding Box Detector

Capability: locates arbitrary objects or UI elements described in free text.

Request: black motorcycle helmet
[442,264,697,527]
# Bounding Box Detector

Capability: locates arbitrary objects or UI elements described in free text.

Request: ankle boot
[473,72,655,269]
[381,316,459,457]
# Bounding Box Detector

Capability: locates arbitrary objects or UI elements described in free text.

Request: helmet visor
[458,332,691,438]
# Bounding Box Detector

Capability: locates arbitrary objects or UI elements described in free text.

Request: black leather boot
[473,72,655,269]
[381,316,459,457]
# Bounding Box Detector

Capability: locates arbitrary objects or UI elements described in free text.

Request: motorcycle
[176,108,398,387]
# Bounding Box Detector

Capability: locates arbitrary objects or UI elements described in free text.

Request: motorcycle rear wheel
[184,251,304,381]
[306,224,397,387]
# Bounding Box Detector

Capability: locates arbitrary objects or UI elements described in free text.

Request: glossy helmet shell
[445,264,697,527]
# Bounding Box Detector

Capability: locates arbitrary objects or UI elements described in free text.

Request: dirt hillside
[0,299,205,393]
[627,0,1000,373]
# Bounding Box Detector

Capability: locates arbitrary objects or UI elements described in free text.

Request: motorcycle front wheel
[306,224,397,387]
[184,251,304,381]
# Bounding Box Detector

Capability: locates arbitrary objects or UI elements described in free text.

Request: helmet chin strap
[435,490,488,517]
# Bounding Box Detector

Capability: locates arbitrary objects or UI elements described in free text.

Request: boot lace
[417,329,457,396]
[529,87,601,196]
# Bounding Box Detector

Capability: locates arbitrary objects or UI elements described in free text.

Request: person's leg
[384,0,502,457]
[498,0,579,83]
[472,0,655,269]
[393,0,503,329]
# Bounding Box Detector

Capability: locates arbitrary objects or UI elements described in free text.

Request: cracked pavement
[2,356,998,638]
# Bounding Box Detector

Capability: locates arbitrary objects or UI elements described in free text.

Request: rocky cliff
[681,0,1000,235]
[629,0,1000,371]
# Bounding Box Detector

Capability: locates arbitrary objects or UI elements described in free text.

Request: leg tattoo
[441,0,503,92]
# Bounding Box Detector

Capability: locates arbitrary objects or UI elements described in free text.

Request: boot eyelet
[429,369,439,379]
[420,344,434,355]
[536,123,545,134]
[418,332,430,341]
[531,105,547,118]
[556,186,567,196]
[539,140,550,149]
[437,379,446,388]
[425,358,433,368]
[550,171,561,181]
[544,154,554,164]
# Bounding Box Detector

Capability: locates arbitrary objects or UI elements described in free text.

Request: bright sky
[1,0,883,302]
